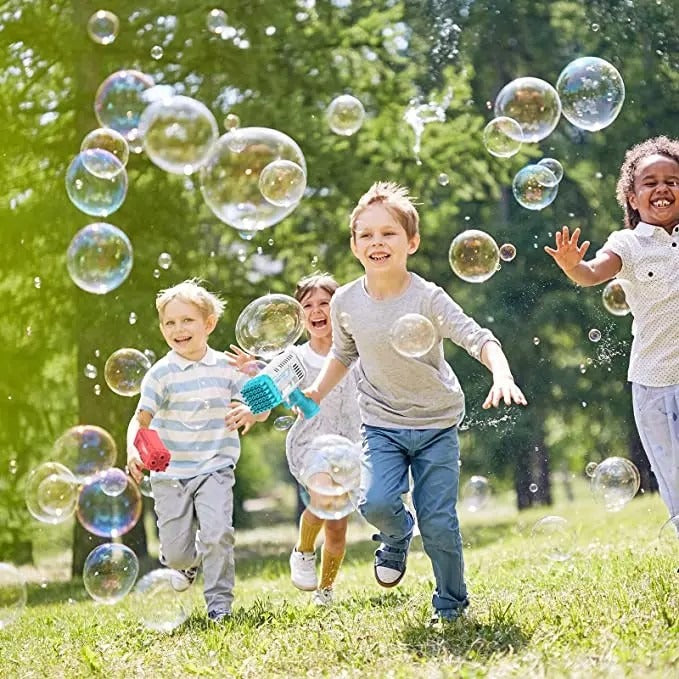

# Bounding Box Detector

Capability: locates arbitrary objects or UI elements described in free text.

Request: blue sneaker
[372,534,410,588]
[207,608,230,623]
[429,608,466,626]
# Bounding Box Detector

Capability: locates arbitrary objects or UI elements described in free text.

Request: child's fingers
[578,240,591,257]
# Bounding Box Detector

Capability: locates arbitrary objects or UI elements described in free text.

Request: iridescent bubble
[80,128,129,172]
[258,160,306,207]
[83,543,139,604]
[53,424,117,482]
[101,468,128,497]
[224,113,240,130]
[157,252,172,270]
[602,280,630,316]
[0,563,27,630]
[588,328,602,343]
[499,243,517,262]
[207,8,228,34]
[494,77,562,143]
[273,415,296,431]
[66,223,133,295]
[150,45,164,60]
[200,127,306,233]
[537,158,564,184]
[326,94,365,136]
[482,116,523,157]
[138,95,219,175]
[25,462,78,524]
[133,569,193,632]
[512,164,558,210]
[104,348,152,397]
[94,70,155,145]
[448,229,500,283]
[77,471,143,537]
[438,173,450,186]
[235,294,305,359]
[590,456,640,511]
[531,516,573,562]
[389,313,436,358]
[84,363,98,379]
[556,57,625,132]
[65,151,128,216]
[138,475,154,498]
[585,461,599,478]
[87,10,119,45]
[143,349,157,364]
[460,475,490,512]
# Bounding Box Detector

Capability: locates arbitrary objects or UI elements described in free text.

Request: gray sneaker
[208,608,230,623]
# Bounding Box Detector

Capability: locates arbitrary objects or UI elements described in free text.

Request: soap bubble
[207,8,228,34]
[556,57,625,132]
[602,281,630,316]
[87,10,119,45]
[77,470,143,538]
[235,294,304,359]
[84,364,98,379]
[150,45,164,60]
[25,462,78,524]
[65,150,128,216]
[438,173,450,186]
[80,128,129,172]
[537,158,564,184]
[482,116,523,157]
[590,456,640,511]
[494,77,562,143]
[224,113,240,130]
[240,359,268,377]
[658,515,679,543]
[157,252,172,270]
[460,475,490,512]
[448,229,500,283]
[258,160,306,207]
[138,475,154,498]
[499,243,517,262]
[182,398,214,431]
[100,468,129,497]
[585,461,599,478]
[143,349,157,364]
[326,94,365,136]
[133,569,194,632]
[512,164,559,210]
[0,563,27,630]
[67,223,133,295]
[139,95,219,174]
[53,424,117,482]
[531,516,573,562]
[83,543,139,604]
[389,313,436,358]
[200,127,306,233]
[588,328,602,343]
[273,415,296,431]
[104,348,152,397]
[94,70,155,145]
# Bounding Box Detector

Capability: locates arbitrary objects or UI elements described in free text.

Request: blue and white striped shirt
[137,347,246,479]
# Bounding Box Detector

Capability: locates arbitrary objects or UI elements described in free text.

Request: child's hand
[544,226,590,272]
[301,387,321,412]
[226,401,257,434]
[126,455,145,484]
[482,376,528,409]
[224,344,255,372]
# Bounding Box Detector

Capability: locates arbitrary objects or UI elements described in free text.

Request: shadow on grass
[25,580,89,607]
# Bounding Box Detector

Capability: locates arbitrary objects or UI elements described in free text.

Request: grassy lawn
[2,484,678,678]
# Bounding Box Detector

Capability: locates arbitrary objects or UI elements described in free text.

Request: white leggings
[632,383,679,518]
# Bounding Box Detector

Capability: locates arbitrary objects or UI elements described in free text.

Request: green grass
[2,486,678,678]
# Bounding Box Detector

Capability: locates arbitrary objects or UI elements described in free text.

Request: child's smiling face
[300,286,332,341]
[628,154,679,230]
[159,299,216,360]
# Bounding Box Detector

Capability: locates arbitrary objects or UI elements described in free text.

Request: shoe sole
[292,580,317,592]
[373,564,406,588]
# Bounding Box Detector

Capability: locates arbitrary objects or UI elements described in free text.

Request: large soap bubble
[53,424,117,482]
[556,57,625,132]
[139,95,219,174]
[80,128,129,172]
[235,294,305,359]
[482,117,523,158]
[494,77,561,143]
[448,229,500,283]
[77,471,142,538]
[590,456,640,511]
[67,222,133,295]
[326,94,365,136]
[25,462,78,524]
[83,543,139,604]
[460,475,491,512]
[87,10,119,45]
[200,127,306,233]
[531,515,574,562]
[512,164,559,210]
[389,313,436,357]
[133,569,194,632]
[65,150,127,216]
[0,563,27,630]
[258,160,307,207]
[104,348,152,397]
[94,70,155,146]
[602,280,630,316]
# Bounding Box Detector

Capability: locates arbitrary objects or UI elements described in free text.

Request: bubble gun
[134,428,171,472]
[240,350,320,419]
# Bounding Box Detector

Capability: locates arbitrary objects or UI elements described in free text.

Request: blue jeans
[360,424,469,614]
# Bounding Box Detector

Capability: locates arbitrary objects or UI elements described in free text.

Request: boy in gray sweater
[306,181,527,623]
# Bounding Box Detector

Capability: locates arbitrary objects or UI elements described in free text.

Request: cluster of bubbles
[586,457,640,512]
[460,475,491,513]
[104,348,152,397]
[389,313,436,358]
[448,230,500,283]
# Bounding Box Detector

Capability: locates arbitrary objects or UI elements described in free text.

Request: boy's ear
[627,191,638,211]
[205,314,218,334]
[350,235,358,257]
[408,233,420,255]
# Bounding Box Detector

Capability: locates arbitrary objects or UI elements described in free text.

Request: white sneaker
[289,549,317,591]
[311,588,333,606]
[170,566,199,592]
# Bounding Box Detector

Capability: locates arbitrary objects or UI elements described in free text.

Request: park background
[0,1,678,677]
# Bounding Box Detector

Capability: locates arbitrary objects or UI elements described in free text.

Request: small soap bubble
[258,160,306,207]
[537,158,564,185]
[533,337,540,346]
[25,462,78,524]
[207,8,228,34]
[448,229,500,283]
[101,468,128,497]
[602,281,630,316]
[143,349,157,364]
[84,363,98,379]
[591,23,600,32]
[157,252,172,270]
[273,415,296,431]
[33,276,42,289]
[138,475,154,498]
[585,462,598,478]
[579,364,587,374]
[326,94,365,136]
[128,312,137,325]
[224,113,240,130]
[482,116,523,157]
[87,10,119,45]
[588,328,602,343]
[513,164,558,210]
[267,238,275,246]
[65,151,128,216]
[150,45,164,60]
[389,314,436,358]
[499,243,516,262]
[460,476,490,512]
[529,483,538,493]
[531,516,573,562]
[236,247,247,263]
[438,173,450,186]
[0,563,27,630]
[94,384,102,396]
[104,348,152,397]
[590,456,640,511]
[80,128,129,170]
[153,268,161,279]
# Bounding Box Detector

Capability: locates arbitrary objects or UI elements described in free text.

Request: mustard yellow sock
[319,547,345,590]
[297,515,323,553]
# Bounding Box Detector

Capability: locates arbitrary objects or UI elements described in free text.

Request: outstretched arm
[544,226,621,287]
[480,341,528,409]
[305,357,350,405]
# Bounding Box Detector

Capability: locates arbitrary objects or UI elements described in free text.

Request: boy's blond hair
[156,279,225,319]
[349,181,420,239]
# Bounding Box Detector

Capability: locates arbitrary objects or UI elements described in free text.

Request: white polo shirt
[599,221,679,387]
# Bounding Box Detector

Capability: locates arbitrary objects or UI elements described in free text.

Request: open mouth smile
[369,253,390,262]
[651,198,673,208]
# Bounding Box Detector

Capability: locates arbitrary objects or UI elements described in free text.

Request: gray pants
[632,383,679,518]
[151,466,235,614]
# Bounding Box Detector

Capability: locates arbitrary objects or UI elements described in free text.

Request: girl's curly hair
[615,135,679,229]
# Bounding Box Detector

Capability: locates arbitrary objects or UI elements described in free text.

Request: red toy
[134,429,171,472]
